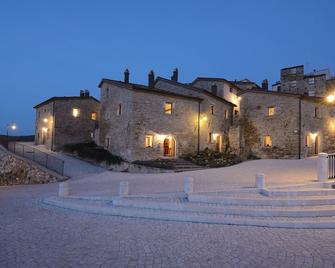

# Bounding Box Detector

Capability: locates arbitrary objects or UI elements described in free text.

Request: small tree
[240,117,259,158]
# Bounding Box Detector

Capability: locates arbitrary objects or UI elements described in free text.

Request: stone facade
[98,77,235,161]
[34,92,100,151]
[238,90,335,159]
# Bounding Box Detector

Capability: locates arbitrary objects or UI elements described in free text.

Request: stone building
[237,89,335,159]
[34,90,100,151]
[98,69,235,161]
[278,65,328,96]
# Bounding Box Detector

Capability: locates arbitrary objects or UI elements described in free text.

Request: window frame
[164,102,173,115]
[117,103,122,116]
[267,106,276,117]
[72,108,80,118]
[264,135,273,147]
[224,109,229,120]
[210,105,214,115]
[91,112,97,121]
[145,135,153,148]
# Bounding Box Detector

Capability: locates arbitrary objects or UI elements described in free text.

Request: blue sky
[1,0,334,135]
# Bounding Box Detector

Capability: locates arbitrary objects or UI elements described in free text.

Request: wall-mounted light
[327,94,335,103]
[43,118,48,123]
[42,127,48,133]
[310,133,318,141]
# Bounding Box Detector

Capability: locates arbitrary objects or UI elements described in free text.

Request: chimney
[171,68,178,82]
[148,70,155,88]
[262,79,268,90]
[80,90,85,97]
[211,84,218,95]
[124,69,129,83]
[84,90,90,97]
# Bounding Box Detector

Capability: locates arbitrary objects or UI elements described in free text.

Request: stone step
[263,188,335,197]
[42,197,335,229]
[188,193,335,207]
[113,197,335,218]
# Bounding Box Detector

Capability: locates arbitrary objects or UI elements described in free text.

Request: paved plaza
[1,156,335,267]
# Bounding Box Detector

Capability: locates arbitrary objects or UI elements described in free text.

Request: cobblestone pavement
[1,183,335,268]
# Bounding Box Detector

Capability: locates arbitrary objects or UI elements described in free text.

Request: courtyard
[2,155,335,267]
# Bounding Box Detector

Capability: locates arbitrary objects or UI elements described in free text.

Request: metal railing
[8,143,64,176]
[328,153,335,179]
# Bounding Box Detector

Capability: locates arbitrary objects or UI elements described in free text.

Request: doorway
[42,131,46,144]
[315,135,320,155]
[163,137,176,157]
[215,135,222,152]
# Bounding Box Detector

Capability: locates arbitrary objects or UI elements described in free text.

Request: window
[264,135,272,147]
[290,68,297,74]
[145,135,153,148]
[105,137,110,149]
[224,110,229,119]
[117,104,122,115]
[305,135,312,147]
[314,107,319,118]
[290,81,297,88]
[210,105,214,115]
[91,112,97,120]
[267,106,275,116]
[229,88,234,93]
[106,88,110,98]
[234,110,239,116]
[209,132,213,143]
[72,108,80,118]
[165,102,173,114]
[308,78,315,85]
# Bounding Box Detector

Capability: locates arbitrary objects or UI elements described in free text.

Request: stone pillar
[255,173,265,189]
[318,153,328,182]
[184,177,194,194]
[119,181,129,197]
[58,181,70,197]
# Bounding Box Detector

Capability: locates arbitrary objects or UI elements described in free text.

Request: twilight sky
[1,0,335,135]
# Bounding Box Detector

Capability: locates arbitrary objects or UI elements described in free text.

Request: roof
[304,74,326,79]
[191,77,242,91]
[238,88,331,104]
[155,77,236,107]
[34,96,100,109]
[281,65,304,71]
[98,78,203,102]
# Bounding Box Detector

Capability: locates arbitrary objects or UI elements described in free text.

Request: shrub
[63,142,122,165]
[183,148,241,168]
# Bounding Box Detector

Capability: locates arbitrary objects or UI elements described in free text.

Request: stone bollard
[119,181,129,197]
[255,173,265,189]
[184,177,194,194]
[58,181,70,197]
[318,153,328,182]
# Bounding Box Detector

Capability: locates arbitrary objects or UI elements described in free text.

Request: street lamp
[6,123,17,148]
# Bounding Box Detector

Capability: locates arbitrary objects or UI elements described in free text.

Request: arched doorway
[163,137,176,157]
[215,135,222,152]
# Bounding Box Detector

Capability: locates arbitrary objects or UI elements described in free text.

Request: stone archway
[163,137,176,157]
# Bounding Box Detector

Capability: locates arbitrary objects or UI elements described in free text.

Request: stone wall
[0,146,57,186]
[35,97,100,151]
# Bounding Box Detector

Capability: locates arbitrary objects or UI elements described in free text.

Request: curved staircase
[43,182,335,229]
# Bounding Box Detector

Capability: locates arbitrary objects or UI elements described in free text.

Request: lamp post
[6,123,17,149]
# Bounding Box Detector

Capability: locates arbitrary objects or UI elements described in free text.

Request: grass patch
[63,142,122,165]
[183,148,241,168]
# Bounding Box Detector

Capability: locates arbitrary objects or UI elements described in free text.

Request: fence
[8,143,64,176]
[329,153,335,179]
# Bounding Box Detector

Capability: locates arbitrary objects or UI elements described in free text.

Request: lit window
[210,105,214,115]
[72,108,80,117]
[305,135,312,147]
[117,104,122,115]
[264,136,273,147]
[267,106,275,116]
[224,110,229,119]
[145,135,153,148]
[165,102,173,114]
[308,78,315,85]
[91,112,97,120]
